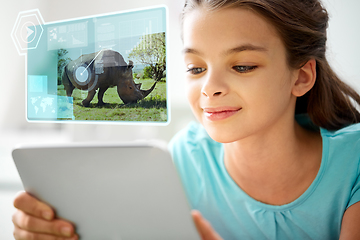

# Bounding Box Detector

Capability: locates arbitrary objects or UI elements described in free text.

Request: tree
[128,32,166,82]
[57,49,72,85]
[143,66,153,79]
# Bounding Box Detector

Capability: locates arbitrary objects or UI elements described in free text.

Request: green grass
[57,78,167,122]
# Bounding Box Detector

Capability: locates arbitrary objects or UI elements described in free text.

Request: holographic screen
[12,6,169,125]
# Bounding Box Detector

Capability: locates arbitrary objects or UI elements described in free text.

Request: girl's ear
[292,59,317,97]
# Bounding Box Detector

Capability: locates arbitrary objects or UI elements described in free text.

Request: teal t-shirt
[169,121,360,240]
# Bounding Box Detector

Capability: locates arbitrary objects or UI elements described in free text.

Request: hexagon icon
[11,9,45,56]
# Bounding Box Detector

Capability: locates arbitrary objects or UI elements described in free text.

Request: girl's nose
[201,69,229,98]
[202,90,222,97]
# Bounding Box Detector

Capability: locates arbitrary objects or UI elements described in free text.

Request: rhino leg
[64,85,75,97]
[82,89,97,107]
[62,67,75,97]
[97,86,109,106]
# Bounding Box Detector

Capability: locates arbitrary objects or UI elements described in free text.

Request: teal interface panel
[26,6,168,125]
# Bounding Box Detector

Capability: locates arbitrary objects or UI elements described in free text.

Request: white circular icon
[75,66,90,83]
[20,21,37,44]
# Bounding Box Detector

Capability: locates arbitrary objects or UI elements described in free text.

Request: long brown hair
[181,0,360,130]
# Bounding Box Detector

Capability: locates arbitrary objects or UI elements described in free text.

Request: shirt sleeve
[347,158,360,209]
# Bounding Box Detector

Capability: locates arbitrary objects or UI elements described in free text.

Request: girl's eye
[187,67,206,75]
[233,65,257,73]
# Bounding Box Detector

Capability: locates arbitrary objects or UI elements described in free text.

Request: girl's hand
[191,210,224,240]
[12,191,78,240]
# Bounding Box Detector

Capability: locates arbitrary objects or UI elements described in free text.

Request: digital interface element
[75,65,91,84]
[47,21,88,51]
[27,75,74,120]
[13,6,168,125]
[11,9,45,55]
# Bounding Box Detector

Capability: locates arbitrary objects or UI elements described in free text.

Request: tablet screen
[24,6,168,124]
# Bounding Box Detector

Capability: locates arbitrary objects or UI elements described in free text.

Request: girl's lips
[202,107,242,121]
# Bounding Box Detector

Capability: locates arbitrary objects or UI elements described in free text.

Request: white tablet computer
[12,142,200,240]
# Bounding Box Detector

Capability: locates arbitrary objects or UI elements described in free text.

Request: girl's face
[182,7,299,143]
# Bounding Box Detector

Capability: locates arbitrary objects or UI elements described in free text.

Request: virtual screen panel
[26,7,168,124]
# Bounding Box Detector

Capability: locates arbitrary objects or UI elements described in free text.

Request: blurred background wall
[1,0,359,238]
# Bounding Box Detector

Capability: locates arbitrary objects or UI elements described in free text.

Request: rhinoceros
[62,49,157,107]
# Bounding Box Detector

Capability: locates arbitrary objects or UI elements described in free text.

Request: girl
[171,0,360,239]
[12,0,360,239]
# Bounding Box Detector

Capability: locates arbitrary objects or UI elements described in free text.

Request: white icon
[26,27,34,39]
[12,9,45,55]
[75,66,89,83]
[49,27,57,41]
[20,21,37,44]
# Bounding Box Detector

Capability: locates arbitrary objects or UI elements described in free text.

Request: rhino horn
[140,81,157,99]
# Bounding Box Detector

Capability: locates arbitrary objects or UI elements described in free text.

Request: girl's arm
[339,201,360,239]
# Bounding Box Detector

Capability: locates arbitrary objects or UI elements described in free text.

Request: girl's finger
[12,210,76,238]
[13,224,78,240]
[191,210,223,240]
[13,191,54,221]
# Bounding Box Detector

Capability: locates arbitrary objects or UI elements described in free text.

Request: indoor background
[1,0,359,238]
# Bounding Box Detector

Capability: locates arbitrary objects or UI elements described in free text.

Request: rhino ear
[128,60,134,69]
